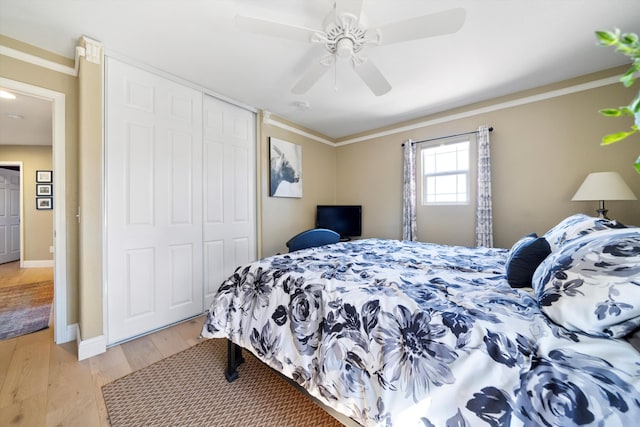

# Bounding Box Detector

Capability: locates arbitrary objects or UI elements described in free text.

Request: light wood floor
[0,262,206,426]
[0,261,53,288]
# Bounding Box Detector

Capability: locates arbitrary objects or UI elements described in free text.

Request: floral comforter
[201,239,640,426]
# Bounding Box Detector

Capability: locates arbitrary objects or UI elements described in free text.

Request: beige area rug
[0,280,53,340]
[102,338,345,426]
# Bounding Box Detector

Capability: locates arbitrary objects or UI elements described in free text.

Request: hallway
[0,261,53,289]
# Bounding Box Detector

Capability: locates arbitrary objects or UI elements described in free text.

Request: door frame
[0,162,23,265]
[0,77,70,344]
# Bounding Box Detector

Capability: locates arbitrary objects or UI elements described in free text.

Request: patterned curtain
[402,140,417,241]
[476,125,493,247]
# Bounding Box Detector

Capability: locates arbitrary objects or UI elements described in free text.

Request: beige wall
[335,137,404,239]
[0,35,79,327]
[336,68,640,249]
[259,113,337,256]
[0,146,53,260]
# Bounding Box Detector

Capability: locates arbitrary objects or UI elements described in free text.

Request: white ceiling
[0,91,52,146]
[1,0,639,140]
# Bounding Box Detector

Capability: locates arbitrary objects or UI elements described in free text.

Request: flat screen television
[316,205,362,239]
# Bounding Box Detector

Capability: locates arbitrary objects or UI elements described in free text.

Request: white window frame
[420,139,470,205]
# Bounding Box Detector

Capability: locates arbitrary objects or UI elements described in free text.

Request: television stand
[339,237,352,242]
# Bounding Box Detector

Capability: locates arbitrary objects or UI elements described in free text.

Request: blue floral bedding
[201,238,640,426]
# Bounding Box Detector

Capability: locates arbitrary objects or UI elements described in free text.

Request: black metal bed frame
[225,339,244,382]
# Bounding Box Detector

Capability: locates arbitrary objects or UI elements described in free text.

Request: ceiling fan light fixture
[336,38,354,58]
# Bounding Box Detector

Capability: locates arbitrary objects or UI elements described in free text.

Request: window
[421,140,470,204]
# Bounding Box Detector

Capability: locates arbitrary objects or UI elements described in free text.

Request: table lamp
[572,171,637,219]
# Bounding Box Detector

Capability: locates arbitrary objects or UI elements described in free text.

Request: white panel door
[0,169,20,265]
[106,58,203,344]
[203,95,256,308]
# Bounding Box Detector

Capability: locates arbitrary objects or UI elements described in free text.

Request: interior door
[0,168,20,265]
[202,95,256,308]
[106,58,203,344]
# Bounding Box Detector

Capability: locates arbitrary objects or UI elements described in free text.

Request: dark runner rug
[0,280,53,340]
[102,338,344,426]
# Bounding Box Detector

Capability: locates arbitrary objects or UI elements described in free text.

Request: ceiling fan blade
[335,0,364,21]
[353,58,391,96]
[292,57,334,94]
[375,7,466,45]
[235,15,318,43]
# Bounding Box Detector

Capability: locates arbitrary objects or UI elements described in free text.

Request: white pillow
[533,228,640,338]
[542,213,623,252]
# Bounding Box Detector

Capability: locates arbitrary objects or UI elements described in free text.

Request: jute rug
[102,338,345,426]
[0,280,53,340]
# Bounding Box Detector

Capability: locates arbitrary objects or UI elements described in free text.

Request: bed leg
[225,339,244,382]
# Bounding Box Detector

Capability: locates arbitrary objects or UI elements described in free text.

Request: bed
[201,213,640,426]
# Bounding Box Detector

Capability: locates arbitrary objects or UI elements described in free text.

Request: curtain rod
[402,126,493,146]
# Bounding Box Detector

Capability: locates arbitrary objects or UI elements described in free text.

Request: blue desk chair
[286,228,340,252]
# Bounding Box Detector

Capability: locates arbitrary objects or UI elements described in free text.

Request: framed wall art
[36,170,53,183]
[36,197,53,210]
[36,183,53,196]
[269,137,302,198]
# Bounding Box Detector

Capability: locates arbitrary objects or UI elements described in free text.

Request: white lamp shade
[572,172,637,201]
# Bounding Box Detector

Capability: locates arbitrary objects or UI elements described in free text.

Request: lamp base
[596,207,609,219]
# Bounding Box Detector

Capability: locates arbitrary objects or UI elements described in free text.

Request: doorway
[0,77,70,344]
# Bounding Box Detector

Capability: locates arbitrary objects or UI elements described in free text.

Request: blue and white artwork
[269,137,302,198]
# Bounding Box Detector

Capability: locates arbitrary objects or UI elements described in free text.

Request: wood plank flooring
[0,262,206,426]
[0,261,52,289]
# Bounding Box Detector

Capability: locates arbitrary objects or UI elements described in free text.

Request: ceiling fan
[236,0,466,96]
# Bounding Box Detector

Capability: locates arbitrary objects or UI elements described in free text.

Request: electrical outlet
[49,246,54,253]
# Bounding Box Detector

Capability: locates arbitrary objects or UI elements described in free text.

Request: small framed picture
[36,197,53,210]
[36,170,53,183]
[36,184,52,196]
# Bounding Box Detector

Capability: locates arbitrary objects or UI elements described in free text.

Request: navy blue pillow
[506,233,551,288]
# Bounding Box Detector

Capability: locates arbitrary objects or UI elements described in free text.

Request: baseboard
[21,259,54,268]
[76,326,107,360]
[54,322,78,344]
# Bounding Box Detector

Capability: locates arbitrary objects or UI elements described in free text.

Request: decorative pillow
[533,228,640,338]
[505,233,551,288]
[542,213,624,252]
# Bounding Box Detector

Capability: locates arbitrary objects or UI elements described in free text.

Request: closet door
[106,58,203,344]
[202,95,256,308]
[0,169,20,265]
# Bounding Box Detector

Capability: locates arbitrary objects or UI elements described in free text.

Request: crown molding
[0,44,77,76]
[335,75,621,146]
[262,74,621,148]
[262,111,335,145]
[0,37,103,75]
